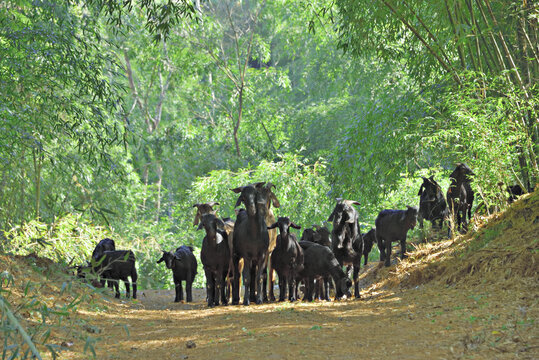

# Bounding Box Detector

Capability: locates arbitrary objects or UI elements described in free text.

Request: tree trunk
[32,147,43,220]
[155,162,163,222]
[142,163,149,210]
[233,85,243,157]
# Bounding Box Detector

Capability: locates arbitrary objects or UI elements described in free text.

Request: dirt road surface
[67,263,537,360]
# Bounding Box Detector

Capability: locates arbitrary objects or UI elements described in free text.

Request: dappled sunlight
[3,192,538,359]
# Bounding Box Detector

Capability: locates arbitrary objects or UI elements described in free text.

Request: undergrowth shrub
[0,255,111,359]
[2,214,110,266]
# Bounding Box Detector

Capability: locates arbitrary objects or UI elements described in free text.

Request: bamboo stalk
[475,0,509,72]
[484,0,529,99]
[380,0,462,84]
[466,0,486,75]
[449,0,468,69]
[402,0,456,71]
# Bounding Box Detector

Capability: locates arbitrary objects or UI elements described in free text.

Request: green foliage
[88,0,197,42]
[182,153,333,232]
[0,0,132,227]
[2,214,110,265]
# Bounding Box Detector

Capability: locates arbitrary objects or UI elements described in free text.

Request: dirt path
[66,264,537,360]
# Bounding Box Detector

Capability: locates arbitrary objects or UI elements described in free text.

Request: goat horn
[265,182,275,189]
[253,181,266,189]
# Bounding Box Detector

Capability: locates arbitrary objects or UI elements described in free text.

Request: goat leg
[232,256,241,305]
[220,271,228,305]
[123,277,130,298]
[242,258,251,306]
[254,258,265,305]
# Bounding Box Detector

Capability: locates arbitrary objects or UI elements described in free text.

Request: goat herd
[78,163,481,307]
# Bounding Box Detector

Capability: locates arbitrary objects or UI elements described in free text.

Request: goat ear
[197,222,203,231]
[156,250,167,263]
[417,185,424,196]
[327,210,335,222]
[267,222,279,230]
[193,212,201,226]
[429,175,435,180]
[188,246,194,252]
[234,196,242,208]
[215,218,226,231]
[344,200,360,206]
[290,222,301,230]
[192,203,201,208]
[230,187,244,193]
[208,201,220,207]
[270,193,280,208]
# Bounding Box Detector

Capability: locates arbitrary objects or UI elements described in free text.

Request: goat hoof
[243,299,250,306]
[255,298,263,305]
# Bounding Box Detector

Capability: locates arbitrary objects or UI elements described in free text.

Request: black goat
[90,238,116,288]
[301,225,331,248]
[231,182,270,305]
[268,217,304,302]
[313,226,331,248]
[375,207,418,267]
[257,182,280,303]
[157,245,197,303]
[98,250,138,299]
[198,213,230,307]
[328,199,361,250]
[298,241,352,301]
[192,202,220,226]
[447,163,475,235]
[91,238,115,261]
[507,184,525,204]
[417,176,448,229]
[192,201,235,301]
[328,199,363,299]
[361,228,376,266]
[300,225,332,299]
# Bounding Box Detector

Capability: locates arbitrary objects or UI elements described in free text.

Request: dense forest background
[1,0,537,289]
